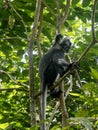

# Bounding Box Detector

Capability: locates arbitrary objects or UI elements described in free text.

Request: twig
[34,70,70,98]
[46,102,60,130]
[61,0,70,25]
[65,75,73,98]
[92,0,98,40]
[43,0,56,17]
[54,0,70,32]
[0,37,26,41]
[9,4,29,41]
[52,70,70,89]
[37,5,44,58]
[54,0,61,19]
[0,70,28,88]
[77,0,98,63]
[0,88,28,92]
[54,0,61,33]
[74,69,82,87]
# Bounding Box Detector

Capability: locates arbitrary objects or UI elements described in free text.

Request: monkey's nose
[70,41,72,46]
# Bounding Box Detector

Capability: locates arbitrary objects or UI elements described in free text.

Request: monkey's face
[60,37,72,53]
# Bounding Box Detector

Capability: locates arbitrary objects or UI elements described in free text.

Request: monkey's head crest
[54,34,72,53]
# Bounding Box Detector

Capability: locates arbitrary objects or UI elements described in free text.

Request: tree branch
[92,0,98,40]
[61,0,70,25]
[37,5,44,58]
[77,0,98,63]
[54,0,61,33]
[74,69,82,87]
[35,0,98,103]
[34,70,70,98]
[59,81,69,128]
[54,0,61,19]
[0,88,28,92]
[9,3,29,41]
[46,102,60,130]
[43,0,56,17]
[0,37,27,41]
[46,75,73,130]
[28,0,42,126]
[0,70,28,88]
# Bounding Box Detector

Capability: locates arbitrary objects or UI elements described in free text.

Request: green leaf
[3,101,11,109]
[83,34,92,42]
[51,125,61,130]
[82,0,91,7]
[96,30,98,39]
[75,108,88,117]
[90,68,98,79]
[70,93,83,98]
[30,126,39,130]
[72,0,80,6]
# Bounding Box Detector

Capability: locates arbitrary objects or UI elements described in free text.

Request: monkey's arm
[62,61,78,76]
[53,54,69,76]
[53,54,76,76]
[53,53,68,66]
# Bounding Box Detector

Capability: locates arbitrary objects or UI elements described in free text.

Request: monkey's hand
[68,62,79,76]
[69,61,79,70]
[62,61,78,75]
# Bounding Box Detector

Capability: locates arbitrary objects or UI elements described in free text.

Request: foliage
[0,0,98,129]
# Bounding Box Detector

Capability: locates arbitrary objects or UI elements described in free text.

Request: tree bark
[28,0,42,126]
[55,0,71,128]
[59,81,69,128]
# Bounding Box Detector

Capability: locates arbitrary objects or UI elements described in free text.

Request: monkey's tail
[41,82,47,130]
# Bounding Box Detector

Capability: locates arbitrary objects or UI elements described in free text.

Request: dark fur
[39,34,72,130]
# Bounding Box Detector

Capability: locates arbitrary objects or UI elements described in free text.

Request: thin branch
[65,75,73,98]
[54,0,61,19]
[0,70,28,88]
[0,88,28,92]
[77,0,98,63]
[9,4,29,41]
[37,5,44,58]
[43,0,56,17]
[34,70,70,98]
[0,37,26,41]
[54,0,61,33]
[59,81,69,128]
[92,0,98,40]
[77,41,96,63]
[47,75,73,130]
[52,70,70,89]
[61,0,70,25]
[46,102,60,130]
[74,69,82,87]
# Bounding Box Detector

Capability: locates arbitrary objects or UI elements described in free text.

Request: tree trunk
[28,0,42,126]
[59,81,69,128]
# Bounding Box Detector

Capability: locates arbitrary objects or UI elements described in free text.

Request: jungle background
[0,0,98,130]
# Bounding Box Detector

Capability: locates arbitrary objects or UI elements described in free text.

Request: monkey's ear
[55,34,63,43]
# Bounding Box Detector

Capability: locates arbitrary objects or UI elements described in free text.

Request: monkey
[39,34,72,130]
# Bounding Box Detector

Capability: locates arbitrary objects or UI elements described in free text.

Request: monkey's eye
[65,39,70,46]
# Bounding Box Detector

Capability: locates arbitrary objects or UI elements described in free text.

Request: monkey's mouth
[65,48,70,53]
[61,43,71,53]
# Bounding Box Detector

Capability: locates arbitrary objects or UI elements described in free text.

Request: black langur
[39,34,72,130]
